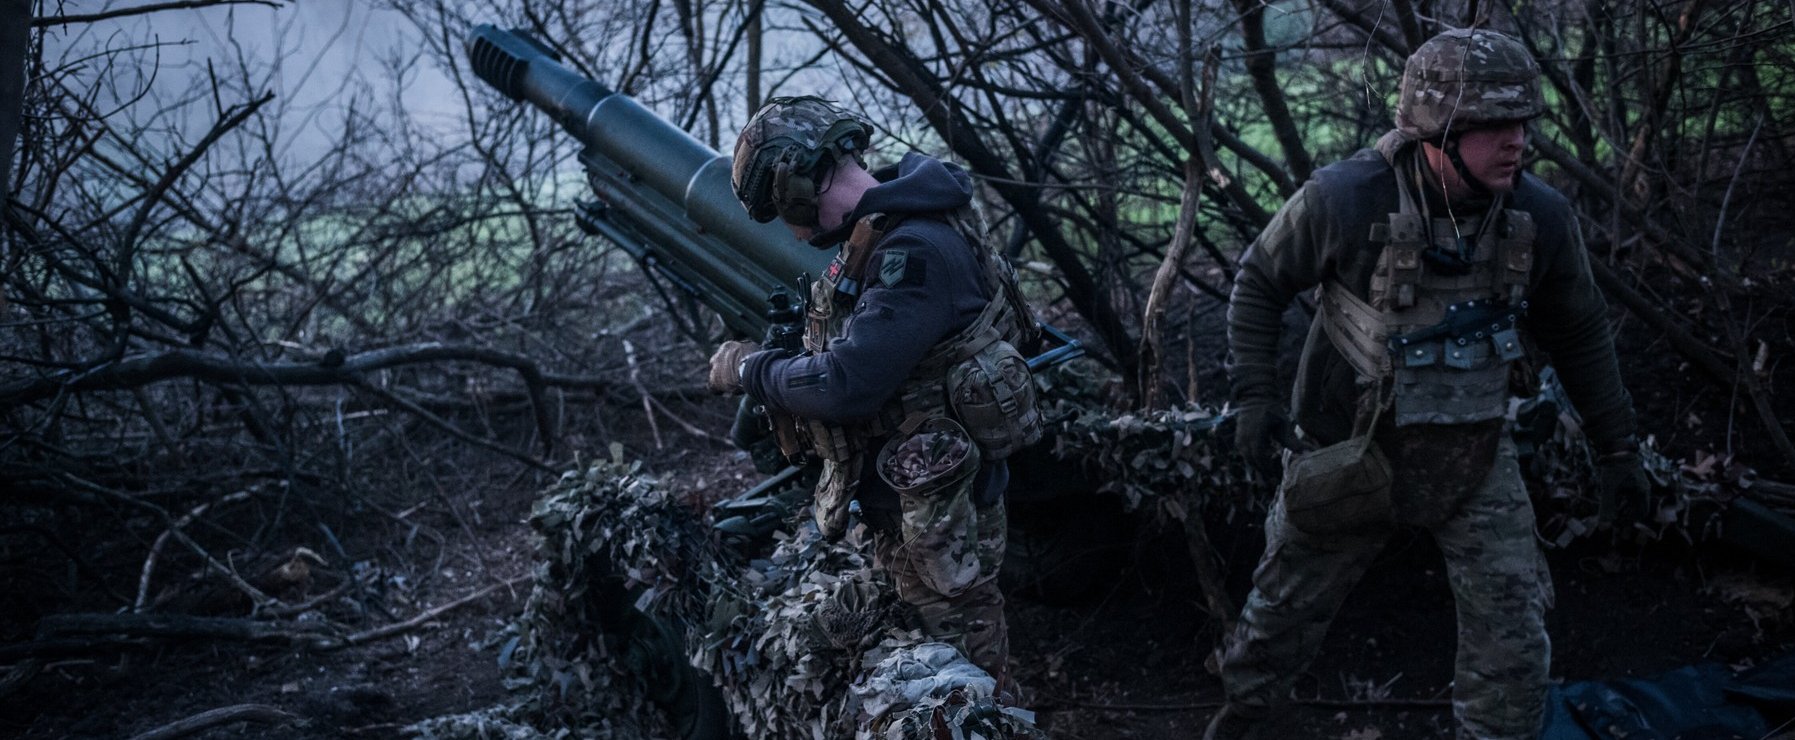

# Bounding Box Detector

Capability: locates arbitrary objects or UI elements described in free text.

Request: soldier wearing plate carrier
[706,97,1041,694]
[1206,30,1653,740]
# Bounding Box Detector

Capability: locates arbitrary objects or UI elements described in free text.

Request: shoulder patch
[878,249,924,288]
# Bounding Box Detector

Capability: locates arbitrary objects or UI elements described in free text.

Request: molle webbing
[1320,281,1391,382]
[866,286,1022,438]
[1369,215,1425,309]
[800,211,1030,457]
[1495,210,1534,305]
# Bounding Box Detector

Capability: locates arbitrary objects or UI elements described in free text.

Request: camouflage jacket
[1227,131,1637,451]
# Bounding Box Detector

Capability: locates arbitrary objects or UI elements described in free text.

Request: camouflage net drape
[409,453,1040,739]
[407,370,1778,738]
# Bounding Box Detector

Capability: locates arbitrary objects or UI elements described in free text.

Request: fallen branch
[60,474,281,610]
[126,703,296,740]
[0,636,152,663]
[0,343,614,410]
[1585,260,1795,465]
[311,575,528,651]
[36,612,331,644]
[135,490,256,612]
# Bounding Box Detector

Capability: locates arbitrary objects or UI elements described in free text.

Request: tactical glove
[1234,403,1299,478]
[706,340,760,395]
[1596,449,1652,529]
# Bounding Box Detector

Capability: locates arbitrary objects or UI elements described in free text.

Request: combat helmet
[1396,29,1543,142]
[731,96,873,226]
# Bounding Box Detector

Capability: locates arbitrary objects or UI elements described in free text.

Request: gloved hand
[1234,403,1299,477]
[1596,450,1652,529]
[706,340,760,395]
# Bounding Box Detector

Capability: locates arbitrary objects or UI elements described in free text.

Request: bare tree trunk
[0,0,28,206]
[746,1,762,113]
[1617,0,1708,200]
[1230,0,1314,183]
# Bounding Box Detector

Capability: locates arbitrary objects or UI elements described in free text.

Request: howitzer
[466,24,830,341]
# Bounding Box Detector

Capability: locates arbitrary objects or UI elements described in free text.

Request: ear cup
[780,172,818,226]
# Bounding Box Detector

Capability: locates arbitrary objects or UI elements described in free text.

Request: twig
[31,0,280,27]
[312,575,528,651]
[259,576,357,620]
[125,703,296,740]
[61,474,280,610]
[136,489,256,612]
[622,340,664,449]
[355,380,554,472]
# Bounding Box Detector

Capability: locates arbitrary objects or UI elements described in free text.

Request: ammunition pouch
[876,417,983,595]
[1282,437,1393,536]
[1281,384,1394,536]
[946,338,1041,460]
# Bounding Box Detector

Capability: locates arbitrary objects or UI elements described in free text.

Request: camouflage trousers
[872,501,1010,687]
[1219,437,1552,740]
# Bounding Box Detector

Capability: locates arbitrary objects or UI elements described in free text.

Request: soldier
[1207,29,1652,740]
[706,97,1041,693]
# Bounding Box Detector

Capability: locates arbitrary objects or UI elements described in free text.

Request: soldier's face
[1456,122,1528,192]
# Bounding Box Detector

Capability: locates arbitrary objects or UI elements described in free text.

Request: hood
[810,152,974,247]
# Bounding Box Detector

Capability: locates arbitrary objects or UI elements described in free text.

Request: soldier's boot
[1201,704,1266,740]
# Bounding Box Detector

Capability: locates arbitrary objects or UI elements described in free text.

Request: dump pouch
[946,339,1041,459]
[1281,384,1394,536]
[876,417,983,595]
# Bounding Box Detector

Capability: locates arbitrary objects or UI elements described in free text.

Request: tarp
[1541,652,1795,739]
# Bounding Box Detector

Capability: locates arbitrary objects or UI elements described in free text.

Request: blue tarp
[1541,652,1795,739]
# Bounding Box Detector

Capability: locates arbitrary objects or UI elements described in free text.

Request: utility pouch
[876,416,982,595]
[1281,383,1394,536]
[946,339,1041,460]
[812,451,862,540]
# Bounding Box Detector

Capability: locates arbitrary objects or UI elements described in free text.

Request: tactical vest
[800,209,1040,537]
[1319,164,1535,427]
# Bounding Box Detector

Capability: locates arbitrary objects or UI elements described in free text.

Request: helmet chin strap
[1442,134,1493,197]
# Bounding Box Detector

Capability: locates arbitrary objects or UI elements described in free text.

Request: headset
[759,119,871,228]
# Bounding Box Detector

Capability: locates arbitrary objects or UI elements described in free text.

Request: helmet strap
[1442,134,1493,198]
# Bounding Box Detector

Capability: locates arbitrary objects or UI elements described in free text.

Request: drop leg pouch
[876,417,983,596]
[1280,435,1394,536]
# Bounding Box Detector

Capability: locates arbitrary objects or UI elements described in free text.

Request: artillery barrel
[464,25,830,334]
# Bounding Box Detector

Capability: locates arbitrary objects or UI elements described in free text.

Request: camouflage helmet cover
[730,96,874,223]
[1396,29,1544,141]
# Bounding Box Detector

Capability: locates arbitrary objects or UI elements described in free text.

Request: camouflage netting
[1037,362,1781,547]
[1513,369,1773,548]
[1035,362,1249,524]
[410,449,1042,739]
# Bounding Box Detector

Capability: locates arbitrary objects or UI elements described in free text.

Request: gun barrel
[465,25,831,334]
